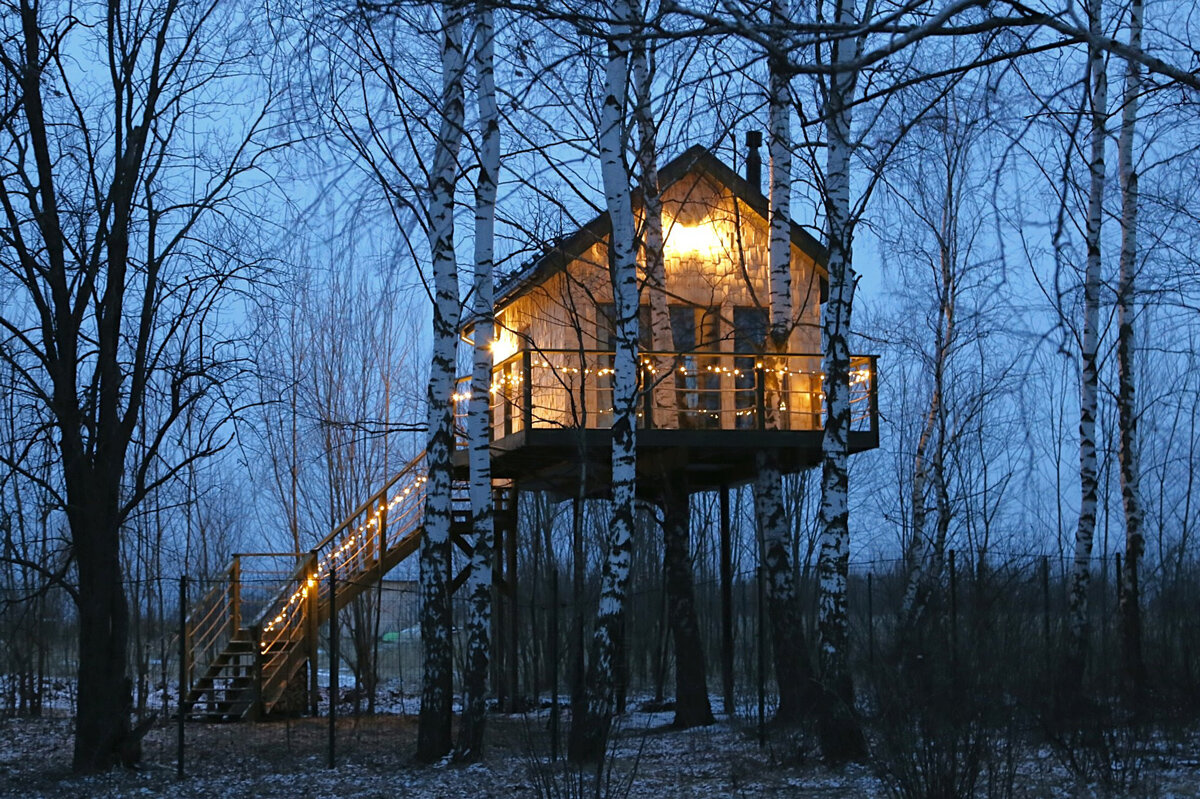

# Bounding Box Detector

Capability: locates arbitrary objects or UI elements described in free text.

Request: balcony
[453,348,879,493]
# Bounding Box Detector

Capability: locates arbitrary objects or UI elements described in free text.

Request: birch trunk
[899,144,958,641]
[568,0,639,762]
[1066,0,1107,688]
[750,0,816,725]
[1116,0,1147,691]
[456,0,498,760]
[631,28,677,429]
[417,0,465,763]
[816,0,867,761]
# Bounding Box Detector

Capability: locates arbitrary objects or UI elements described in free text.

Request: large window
[733,307,767,428]
[670,305,721,428]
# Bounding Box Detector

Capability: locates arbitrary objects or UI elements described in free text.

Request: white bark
[632,22,677,429]
[816,0,865,759]
[570,0,639,762]
[457,0,498,759]
[752,4,812,722]
[418,0,465,762]
[1116,0,1146,687]
[1067,0,1106,677]
[767,47,792,356]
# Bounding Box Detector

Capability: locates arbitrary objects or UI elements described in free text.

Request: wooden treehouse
[454,143,878,492]
[179,143,878,721]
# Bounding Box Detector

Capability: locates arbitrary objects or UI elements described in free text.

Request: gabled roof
[496,144,829,308]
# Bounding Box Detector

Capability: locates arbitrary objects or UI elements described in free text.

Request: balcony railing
[455,348,878,443]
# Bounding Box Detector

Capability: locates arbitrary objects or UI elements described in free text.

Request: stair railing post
[306,550,320,716]
[378,495,388,571]
[250,623,263,722]
[230,555,242,633]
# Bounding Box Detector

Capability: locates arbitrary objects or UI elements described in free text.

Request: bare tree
[0,0,274,770]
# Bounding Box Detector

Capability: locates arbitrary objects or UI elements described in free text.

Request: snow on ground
[2,688,1198,798]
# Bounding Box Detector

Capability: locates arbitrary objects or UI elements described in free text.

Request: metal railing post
[755,359,766,431]
[869,355,880,436]
[177,574,187,778]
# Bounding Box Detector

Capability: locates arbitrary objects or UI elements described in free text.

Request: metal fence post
[1042,555,1051,678]
[177,574,187,779]
[329,565,338,769]
[867,570,875,666]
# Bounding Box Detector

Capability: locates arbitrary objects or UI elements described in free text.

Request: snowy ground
[1,692,1198,798]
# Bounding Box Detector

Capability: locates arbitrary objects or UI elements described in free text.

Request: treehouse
[178,143,880,724]
[455,143,879,494]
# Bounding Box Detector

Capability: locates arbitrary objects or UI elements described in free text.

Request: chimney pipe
[745,130,762,192]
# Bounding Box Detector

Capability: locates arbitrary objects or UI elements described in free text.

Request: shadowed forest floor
[2,707,1198,798]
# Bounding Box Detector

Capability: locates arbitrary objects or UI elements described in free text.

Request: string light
[253,352,875,653]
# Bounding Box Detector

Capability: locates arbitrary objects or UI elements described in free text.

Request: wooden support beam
[506,484,520,711]
[720,484,734,716]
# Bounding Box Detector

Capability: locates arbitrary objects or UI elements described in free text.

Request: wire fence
[5,547,1198,724]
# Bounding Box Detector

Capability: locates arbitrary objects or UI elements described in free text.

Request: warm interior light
[663,223,722,259]
[491,328,519,363]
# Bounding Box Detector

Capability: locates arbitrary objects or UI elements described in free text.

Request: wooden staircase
[180,452,510,721]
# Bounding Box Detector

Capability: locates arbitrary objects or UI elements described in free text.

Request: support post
[570,494,584,715]
[757,563,765,747]
[306,551,320,716]
[719,485,734,716]
[249,624,263,722]
[506,488,520,711]
[549,563,560,761]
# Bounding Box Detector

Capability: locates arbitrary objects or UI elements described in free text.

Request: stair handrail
[229,450,427,714]
[244,449,428,630]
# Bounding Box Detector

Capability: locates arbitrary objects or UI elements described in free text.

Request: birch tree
[1115,0,1146,691]
[1065,0,1107,688]
[815,0,868,761]
[630,14,677,429]
[417,0,466,762]
[892,86,993,638]
[457,0,499,759]
[629,2,712,727]
[567,0,641,762]
[751,0,817,724]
